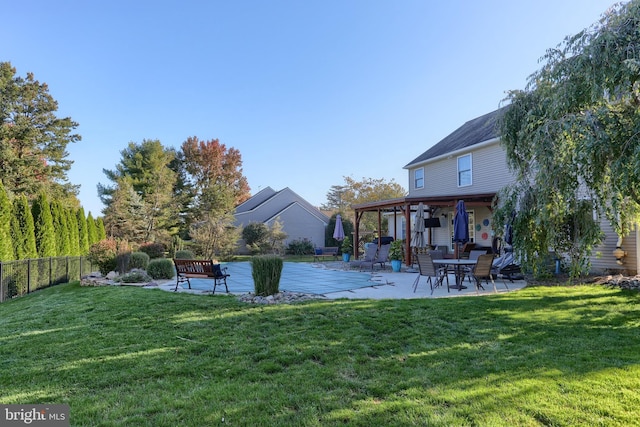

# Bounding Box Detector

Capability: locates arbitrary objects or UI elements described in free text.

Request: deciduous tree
[496,1,640,277]
[323,176,406,235]
[181,137,251,217]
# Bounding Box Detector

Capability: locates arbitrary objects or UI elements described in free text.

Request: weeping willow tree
[495,1,640,278]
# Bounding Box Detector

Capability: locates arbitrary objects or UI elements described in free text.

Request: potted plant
[389,240,404,272]
[341,236,352,262]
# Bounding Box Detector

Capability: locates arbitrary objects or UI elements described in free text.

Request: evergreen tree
[99,139,178,244]
[95,217,106,241]
[11,195,37,260]
[102,177,147,243]
[51,200,71,256]
[0,181,15,261]
[76,207,89,254]
[65,207,80,256]
[32,192,56,257]
[0,62,80,202]
[86,212,99,246]
[10,197,25,260]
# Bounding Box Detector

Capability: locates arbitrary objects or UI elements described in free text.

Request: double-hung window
[457,154,472,187]
[414,168,424,189]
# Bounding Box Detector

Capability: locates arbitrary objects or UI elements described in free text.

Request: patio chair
[491,250,522,282]
[374,244,391,269]
[463,249,489,282]
[349,244,378,270]
[356,244,391,271]
[413,252,449,294]
[459,242,476,259]
[469,253,508,293]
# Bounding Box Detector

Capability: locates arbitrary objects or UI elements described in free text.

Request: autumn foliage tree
[181,136,251,215]
[181,137,251,257]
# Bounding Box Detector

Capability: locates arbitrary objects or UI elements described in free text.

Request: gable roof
[234,187,329,226]
[404,106,507,168]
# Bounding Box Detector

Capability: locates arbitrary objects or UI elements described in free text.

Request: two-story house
[352,108,637,274]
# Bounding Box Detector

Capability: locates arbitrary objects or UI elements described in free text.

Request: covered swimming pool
[179,262,377,295]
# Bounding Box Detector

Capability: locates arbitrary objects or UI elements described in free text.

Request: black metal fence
[0,256,96,303]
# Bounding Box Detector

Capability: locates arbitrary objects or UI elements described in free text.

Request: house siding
[265,204,327,247]
[590,222,638,275]
[408,142,515,198]
[234,187,329,253]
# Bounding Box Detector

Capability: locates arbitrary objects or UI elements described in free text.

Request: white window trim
[414,167,424,189]
[457,153,472,187]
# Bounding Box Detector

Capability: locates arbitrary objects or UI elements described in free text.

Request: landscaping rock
[237,291,326,304]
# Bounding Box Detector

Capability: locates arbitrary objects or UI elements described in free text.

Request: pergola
[351,193,497,266]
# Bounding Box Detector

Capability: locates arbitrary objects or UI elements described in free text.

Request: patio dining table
[432,258,477,291]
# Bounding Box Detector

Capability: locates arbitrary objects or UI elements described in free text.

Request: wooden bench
[313,246,339,261]
[173,259,230,294]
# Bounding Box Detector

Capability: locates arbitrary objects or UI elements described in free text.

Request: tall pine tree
[32,191,56,257]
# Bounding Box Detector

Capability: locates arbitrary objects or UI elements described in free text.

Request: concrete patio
[152,261,527,300]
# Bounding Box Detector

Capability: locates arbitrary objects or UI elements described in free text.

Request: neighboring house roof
[234,187,329,226]
[404,106,507,168]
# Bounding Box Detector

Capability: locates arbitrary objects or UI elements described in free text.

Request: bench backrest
[174,259,214,274]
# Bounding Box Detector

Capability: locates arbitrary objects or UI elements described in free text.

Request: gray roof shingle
[405,106,507,168]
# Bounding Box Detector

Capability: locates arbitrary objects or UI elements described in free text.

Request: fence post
[27,259,31,294]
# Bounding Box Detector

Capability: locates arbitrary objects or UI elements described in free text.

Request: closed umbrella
[453,200,469,259]
[411,203,426,248]
[333,214,345,242]
[504,210,515,246]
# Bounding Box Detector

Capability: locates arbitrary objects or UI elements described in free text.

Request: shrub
[174,250,195,259]
[88,239,118,275]
[117,269,152,283]
[128,251,150,270]
[146,258,175,280]
[251,255,283,296]
[286,238,314,256]
[139,242,166,259]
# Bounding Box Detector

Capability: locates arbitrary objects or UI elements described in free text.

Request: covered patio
[351,193,497,266]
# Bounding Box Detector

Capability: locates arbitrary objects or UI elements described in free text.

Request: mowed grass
[1,282,639,426]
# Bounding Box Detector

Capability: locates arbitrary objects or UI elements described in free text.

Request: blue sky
[3,0,617,216]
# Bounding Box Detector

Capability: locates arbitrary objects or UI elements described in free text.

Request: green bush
[129,251,150,270]
[146,258,175,280]
[139,242,166,259]
[251,255,283,296]
[88,239,118,275]
[174,250,195,259]
[286,238,314,255]
[117,270,152,283]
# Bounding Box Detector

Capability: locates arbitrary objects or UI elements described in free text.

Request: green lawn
[1,282,639,426]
